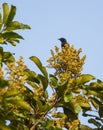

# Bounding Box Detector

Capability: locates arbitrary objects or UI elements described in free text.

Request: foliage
[0,3,30,46]
[0,3,103,130]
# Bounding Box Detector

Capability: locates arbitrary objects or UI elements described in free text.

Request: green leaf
[2,31,24,39]
[76,74,95,85]
[72,88,81,93]
[6,21,21,31]
[80,102,91,109]
[0,78,8,88]
[99,104,103,117]
[2,3,9,24]
[6,96,32,111]
[2,31,24,45]
[89,81,103,91]
[49,74,58,88]
[6,21,31,31]
[90,98,99,110]
[56,79,68,97]
[35,98,51,112]
[88,90,98,97]
[64,92,73,102]
[30,56,48,78]
[38,74,48,90]
[3,90,19,98]
[74,103,81,114]
[76,96,90,109]
[27,81,38,89]
[5,5,16,26]
[3,52,15,63]
[88,118,101,128]
[20,23,31,30]
[80,125,92,130]
[7,40,17,46]
[0,36,4,44]
[56,112,65,118]
[0,13,2,30]
[13,111,26,118]
[24,69,40,84]
[0,46,3,63]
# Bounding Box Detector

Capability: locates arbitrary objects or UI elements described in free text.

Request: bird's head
[58,38,67,44]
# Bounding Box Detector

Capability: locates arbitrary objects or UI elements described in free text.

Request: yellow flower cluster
[6,56,27,92]
[66,119,80,130]
[52,110,80,129]
[52,110,67,128]
[34,84,45,98]
[46,93,58,105]
[47,45,86,81]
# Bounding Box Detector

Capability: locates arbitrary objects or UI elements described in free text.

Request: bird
[58,38,70,48]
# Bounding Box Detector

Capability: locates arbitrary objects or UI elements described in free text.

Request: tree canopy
[0,3,103,130]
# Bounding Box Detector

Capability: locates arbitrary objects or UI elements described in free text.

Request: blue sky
[0,0,103,80]
[1,0,103,127]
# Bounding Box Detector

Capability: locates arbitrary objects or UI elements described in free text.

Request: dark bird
[58,38,70,48]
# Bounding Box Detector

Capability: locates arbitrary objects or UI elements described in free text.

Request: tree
[0,3,103,130]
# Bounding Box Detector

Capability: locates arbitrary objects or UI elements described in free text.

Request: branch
[30,95,61,130]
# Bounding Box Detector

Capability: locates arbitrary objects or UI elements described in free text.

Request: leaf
[2,31,24,46]
[27,81,38,90]
[30,56,48,78]
[5,5,16,26]
[88,118,101,128]
[0,78,8,88]
[80,102,91,109]
[88,90,98,97]
[76,74,95,85]
[13,111,26,118]
[56,79,68,97]
[99,104,103,117]
[3,52,15,63]
[3,90,19,98]
[49,74,58,88]
[64,92,73,102]
[72,88,81,93]
[56,112,65,118]
[0,13,2,30]
[74,103,81,114]
[35,98,51,112]
[75,95,91,109]
[38,74,48,90]
[80,125,92,130]
[2,3,9,24]
[6,21,21,31]
[90,98,99,110]
[89,81,103,91]
[2,31,24,39]
[0,36,4,44]
[6,21,31,31]
[6,96,32,111]
[20,23,31,30]
[7,40,17,46]
[0,46,3,63]
[24,69,40,84]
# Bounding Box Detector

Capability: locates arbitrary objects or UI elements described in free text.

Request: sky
[0,0,103,127]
